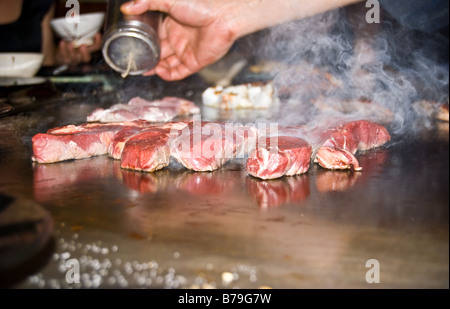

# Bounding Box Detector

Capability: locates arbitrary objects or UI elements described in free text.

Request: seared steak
[108,121,188,160]
[171,122,257,172]
[314,120,391,170]
[120,131,171,172]
[246,136,312,180]
[32,117,389,179]
[87,96,200,123]
[315,146,362,171]
[32,121,190,165]
[108,125,150,160]
[32,123,136,163]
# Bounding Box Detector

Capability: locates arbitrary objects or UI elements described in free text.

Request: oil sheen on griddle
[102,0,161,78]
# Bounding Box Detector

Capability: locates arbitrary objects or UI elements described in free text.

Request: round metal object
[102,20,160,76]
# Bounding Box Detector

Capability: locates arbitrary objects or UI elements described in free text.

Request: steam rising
[249,7,449,136]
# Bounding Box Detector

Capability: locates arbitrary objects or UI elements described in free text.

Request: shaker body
[102,0,161,76]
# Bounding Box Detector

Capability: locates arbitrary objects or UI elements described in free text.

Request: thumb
[120,0,172,15]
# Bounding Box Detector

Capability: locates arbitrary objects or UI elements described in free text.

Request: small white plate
[0,76,48,87]
[0,53,44,78]
[51,12,105,47]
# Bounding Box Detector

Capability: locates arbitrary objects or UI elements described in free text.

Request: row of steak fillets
[32,119,391,179]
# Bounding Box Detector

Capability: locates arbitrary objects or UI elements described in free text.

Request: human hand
[121,0,363,81]
[56,32,102,66]
[121,0,240,81]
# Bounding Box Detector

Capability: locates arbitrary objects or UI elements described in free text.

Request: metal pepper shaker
[102,0,161,77]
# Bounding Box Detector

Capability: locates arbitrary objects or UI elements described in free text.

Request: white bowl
[0,53,45,78]
[51,12,105,47]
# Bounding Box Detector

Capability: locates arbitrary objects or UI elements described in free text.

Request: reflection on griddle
[121,169,235,196]
[32,148,390,210]
[316,171,361,193]
[33,157,121,203]
[33,154,237,201]
[246,176,310,209]
[121,169,171,194]
[246,148,390,208]
[316,148,390,193]
[174,171,234,196]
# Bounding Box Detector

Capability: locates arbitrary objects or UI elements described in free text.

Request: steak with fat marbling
[87,96,200,123]
[171,122,258,172]
[314,120,391,171]
[246,136,312,180]
[32,122,141,163]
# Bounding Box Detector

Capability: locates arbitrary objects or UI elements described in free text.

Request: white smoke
[248,6,449,136]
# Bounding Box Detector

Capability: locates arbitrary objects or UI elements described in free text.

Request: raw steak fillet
[315,148,389,192]
[120,131,171,172]
[246,136,312,180]
[134,97,200,116]
[32,133,114,164]
[108,121,189,160]
[170,123,235,172]
[46,122,139,135]
[315,146,362,171]
[171,122,257,172]
[233,125,259,159]
[32,123,133,163]
[108,126,150,160]
[87,96,200,123]
[314,120,391,171]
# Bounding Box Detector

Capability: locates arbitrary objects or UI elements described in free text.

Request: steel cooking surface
[0,80,448,288]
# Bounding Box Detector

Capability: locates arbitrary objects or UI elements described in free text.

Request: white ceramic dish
[51,12,105,47]
[0,53,44,78]
[0,76,47,87]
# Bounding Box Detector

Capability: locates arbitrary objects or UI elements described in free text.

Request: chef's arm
[123,0,363,41]
[121,0,364,81]
[230,0,364,39]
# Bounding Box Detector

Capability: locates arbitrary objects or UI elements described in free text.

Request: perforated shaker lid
[102,22,160,76]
